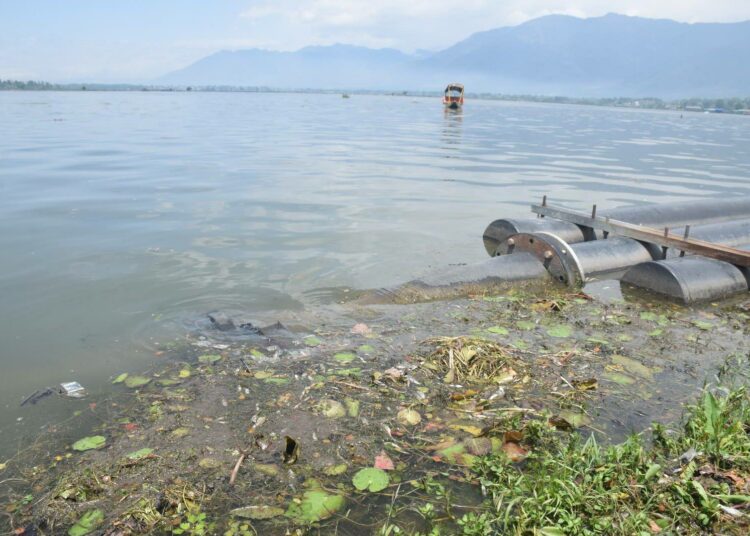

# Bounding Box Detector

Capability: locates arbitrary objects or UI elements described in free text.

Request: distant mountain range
[160,14,750,98]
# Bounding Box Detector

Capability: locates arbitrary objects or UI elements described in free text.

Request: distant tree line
[2,79,748,113]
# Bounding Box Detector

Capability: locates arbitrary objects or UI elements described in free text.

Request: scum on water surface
[2,285,750,535]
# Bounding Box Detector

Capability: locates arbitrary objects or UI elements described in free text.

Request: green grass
[463,388,750,535]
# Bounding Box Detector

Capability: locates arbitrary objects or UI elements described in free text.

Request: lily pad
[72,435,106,452]
[319,399,346,419]
[334,352,356,363]
[170,427,191,438]
[198,354,222,364]
[198,457,222,469]
[68,509,104,536]
[558,411,591,428]
[487,326,509,335]
[231,505,285,520]
[304,335,322,347]
[692,320,713,331]
[253,370,274,379]
[435,441,478,466]
[352,467,390,492]
[397,408,422,426]
[264,377,290,385]
[178,368,191,378]
[546,325,572,338]
[358,344,374,353]
[286,487,345,522]
[344,398,360,417]
[124,375,151,388]
[611,354,653,379]
[516,320,536,331]
[112,373,128,384]
[603,371,636,385]
[125,448,154,460]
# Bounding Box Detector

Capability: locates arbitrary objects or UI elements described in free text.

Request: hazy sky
[2,0,750,82]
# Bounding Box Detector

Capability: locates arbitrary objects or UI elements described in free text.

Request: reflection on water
[1,92,749,453]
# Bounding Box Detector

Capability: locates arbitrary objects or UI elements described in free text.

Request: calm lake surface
[1,91,750,455]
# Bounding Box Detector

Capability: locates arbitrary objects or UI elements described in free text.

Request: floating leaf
[68,509,104,536]
[692,320,713,331]
[351,323,372,335]
[304,336,322,347]
[603,371,636,385]
[264,377,290,385]
[253,370,274,379]
[397,408,422,426]
[435,442,477,466]
[358,344,374,353]
[170,427,190,438]
[319,399,346,419]
[334,352,356,363]
[640,312,658,321]
[0,463,7,471]
[557,411,591,428]
[124,375,151,388]
[546,325,572,338]
[344,398,360,417]
[285,487,345,522]
[198,457,221,469]
[125,448,154,460]
[198,354,222,364]
[323,463,348,476]
[72,436,106,452]
[611,354,653,379]
[352,467,390,492]
[516,320,536,331]
[374,451,395,471]
[157,379,180,386]
[112,373,128,384]
[178,368,191,378]
[648,329,663,337]
[231,505,285,520]
[254,463,280,476]
[487,326,509,335]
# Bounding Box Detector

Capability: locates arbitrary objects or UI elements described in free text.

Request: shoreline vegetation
[1,286,749,535]
[2,79,749,115]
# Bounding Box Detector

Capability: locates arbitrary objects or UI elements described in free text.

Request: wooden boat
[443,83,464,109]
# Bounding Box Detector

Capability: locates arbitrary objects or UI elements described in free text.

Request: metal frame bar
[531,203,750,267]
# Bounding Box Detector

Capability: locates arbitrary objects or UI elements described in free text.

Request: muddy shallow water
[2,283,748,534]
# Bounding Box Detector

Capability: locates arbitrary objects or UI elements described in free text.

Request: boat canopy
[444,83,464,96]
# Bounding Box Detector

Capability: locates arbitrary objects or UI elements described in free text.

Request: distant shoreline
[2,80,749,115]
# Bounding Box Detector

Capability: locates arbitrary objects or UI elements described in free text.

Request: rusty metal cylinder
[483,197,750,256]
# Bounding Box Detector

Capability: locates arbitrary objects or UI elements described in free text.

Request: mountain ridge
[160,14,750,98]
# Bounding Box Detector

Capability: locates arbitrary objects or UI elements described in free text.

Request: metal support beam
[531,204,750,267]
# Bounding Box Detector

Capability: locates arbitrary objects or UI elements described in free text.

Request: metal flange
[495,232,584,287]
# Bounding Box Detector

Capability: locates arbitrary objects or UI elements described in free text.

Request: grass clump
[467,388,750,535]
[421,336,523,384]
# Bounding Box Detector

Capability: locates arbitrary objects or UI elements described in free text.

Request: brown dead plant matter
[421,336,523,384]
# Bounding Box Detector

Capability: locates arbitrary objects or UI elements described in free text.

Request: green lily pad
[112,373,128,384]
[603,371,636,385]
[358,344,374,353]
[72,436,106,452]
[546,325,572,338]
[286,487,345,522]
[178,368,191,378]
[264,377,290,385]
[648,329,663,337]
[198,457,221,469]
[640,311,658,321]
[487,326,509,335]
[435,441,478,466]
[68,509,104,536]
[250,348,265,358]
[692,320,713,331]
[125,448,154,460]
[334,352,356,363]
[352,467,390,492]
[124,375,151,388]
[304,335,322,347]
[198,354,222,364]
[558,411,591,428]
[170,427,191,438]
[516,320,536,331]
[344,398,360,417]
[231,505,285,520]
[611,354,652,379]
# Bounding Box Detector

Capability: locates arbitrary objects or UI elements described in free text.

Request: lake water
[1,91,750,455]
